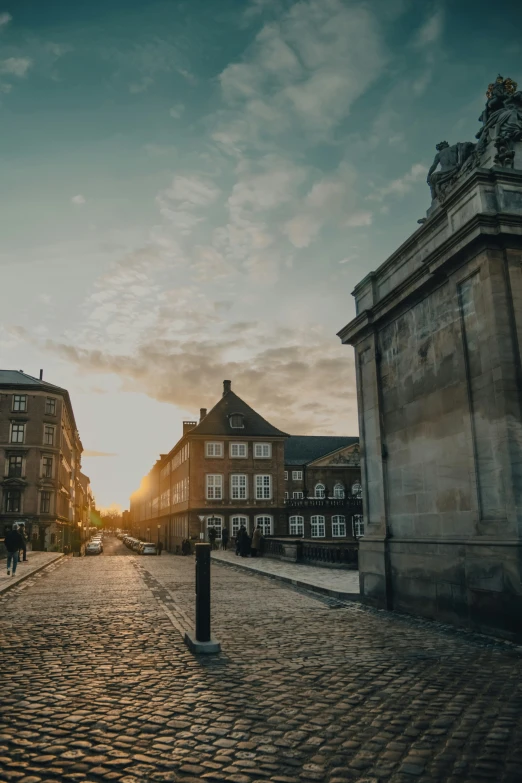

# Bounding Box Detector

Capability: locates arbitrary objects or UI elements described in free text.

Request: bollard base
[184,631,221,655]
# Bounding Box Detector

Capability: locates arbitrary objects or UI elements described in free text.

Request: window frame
[255,474,272,500]
[229,413,244,429]
[206,515,223,540]
[8,455,23,478]
[351,482,363,499]
[353,514,365,538]
[255,515,273,536]
[230,473,248,500]
[292,470,303,481]
[229,442,248,458]
[311,515,326,538]
[206,474,223,500]
[45,397,57,415]
[12,394,27,412]
[205,442,224,458]
[332,515,347,537]
[292,491,303,499]
[333,483,345,499]
[10,422,25,444]
[314,482,325,499]
[289,515,304,536]
[254,442,272,459]
[42,455,53,479]
[5,489,22,513]
[231,514,248,537]
[40,490,52,514]
[43,424,55,446]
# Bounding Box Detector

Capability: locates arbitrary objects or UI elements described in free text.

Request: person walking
[239,527,250,558]
[236,525,245,556]
[251,523,262,558]
[157,541,163,556]
[221,527,229,551]
[208,526,217,551]
[16,522,28,562]
[3,526,25,577]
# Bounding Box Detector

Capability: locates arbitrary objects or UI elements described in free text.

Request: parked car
[91,537,103,552]
[86,541,102,555]
[140,543,157,555]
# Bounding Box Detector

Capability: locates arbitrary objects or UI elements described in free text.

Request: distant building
[129,380,362,551]
[0,370,84,550]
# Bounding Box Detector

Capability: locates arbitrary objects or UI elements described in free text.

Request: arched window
[314,483,325,498]
[331,515,346,537]
[231,515,248,537]
[333,483,345,499]
[351,482,362,499]
[289,515,304,536]
[206,515,223,540]
[311,515,325,538]
[255,515,273,535]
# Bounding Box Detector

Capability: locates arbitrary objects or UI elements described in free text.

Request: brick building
[0,370,85,550]
[130,380,362,551]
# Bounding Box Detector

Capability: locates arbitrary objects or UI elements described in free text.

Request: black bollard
[195,543,211,642]
[184,542,221,654]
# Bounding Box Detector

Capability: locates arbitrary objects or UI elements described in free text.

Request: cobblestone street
[1,539,522,783]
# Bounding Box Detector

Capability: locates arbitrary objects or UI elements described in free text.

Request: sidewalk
[0,551,64,595]
[211,548,360,600]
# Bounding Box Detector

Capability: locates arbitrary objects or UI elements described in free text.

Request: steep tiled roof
[189,386,289,438]
[284,435,358,465]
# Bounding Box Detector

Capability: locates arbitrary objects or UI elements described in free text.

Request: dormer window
[229,413,244,429]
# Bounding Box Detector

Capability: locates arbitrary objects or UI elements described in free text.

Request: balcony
[284,496,363,511]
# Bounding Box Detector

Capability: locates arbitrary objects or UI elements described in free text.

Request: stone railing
[284,497,363,512]
[261,537,358,569]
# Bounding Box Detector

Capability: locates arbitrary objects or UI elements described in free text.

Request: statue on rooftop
[476,75,522,166]
[426,140,476,201]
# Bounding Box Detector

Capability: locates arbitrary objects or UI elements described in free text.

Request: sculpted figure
[426,140,475,201]
[476,75,522,164]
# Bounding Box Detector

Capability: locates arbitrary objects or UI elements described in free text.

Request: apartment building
[0,370,84,550]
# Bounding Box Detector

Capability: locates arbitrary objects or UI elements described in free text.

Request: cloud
[0,11,12,27]
[169,103,185,118]
[345,210,373,227]
[129,76,153,93]
[83,450,118,458]
[71,194,86,205]
[0,57,32,77]
[369,163,428,201]
[413,10,444,48]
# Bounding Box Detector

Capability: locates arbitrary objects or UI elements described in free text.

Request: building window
[13,395,27,412]
[254,443,271,458]
[10,423,25,444]
[206,474,223,500]
[40,491,52,514]
[289,515,304,536]
[5,490,21,513]
[231,474,248,500]
[45,398,56,415]
[333,483,345,499]
[284,491,289,499]
[231,515,248,537]
[207,516,223,540]
[353,515,364,538]
[351,482,363,498]
[229,413,244,429]
[292,470,303,481]
[284,471,288,480]
[332,515,346,537]
[8,455,23,478]
[230,442,247,458]
[205,442,223,457]
[292,491,303,499]
[311,515,325,538]
[255,474,271,500]
[42,456,53,478]
[314,483,325,499]
[255,515,273,535]
[43,425,55,446]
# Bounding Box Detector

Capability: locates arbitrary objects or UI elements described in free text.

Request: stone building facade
[0,370,85,551]
[338,77,522,640]
[130,381,362,551]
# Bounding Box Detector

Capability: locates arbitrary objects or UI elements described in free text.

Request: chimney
[199,408,207,423]
[39,369,43,380]
[183,420,197,436]
[223,380,231,396]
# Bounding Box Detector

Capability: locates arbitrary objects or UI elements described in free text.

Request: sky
[1,0,521,510]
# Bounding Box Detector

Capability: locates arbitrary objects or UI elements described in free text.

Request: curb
[0,553,65,596]
[211,556,361,602]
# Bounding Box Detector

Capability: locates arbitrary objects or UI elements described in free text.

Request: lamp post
[198,514,206,541]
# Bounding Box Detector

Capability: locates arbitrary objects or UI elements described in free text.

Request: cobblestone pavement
[210,550,360,599]
[0,551,63,594]
[1,541,522,783]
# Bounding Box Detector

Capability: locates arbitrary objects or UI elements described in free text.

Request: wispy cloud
[71,194,86,205]
[0,57,32,76]
[169,103,185,119]
[369,163,428,201]
[413,10,444,48]
[0,11,12,27]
